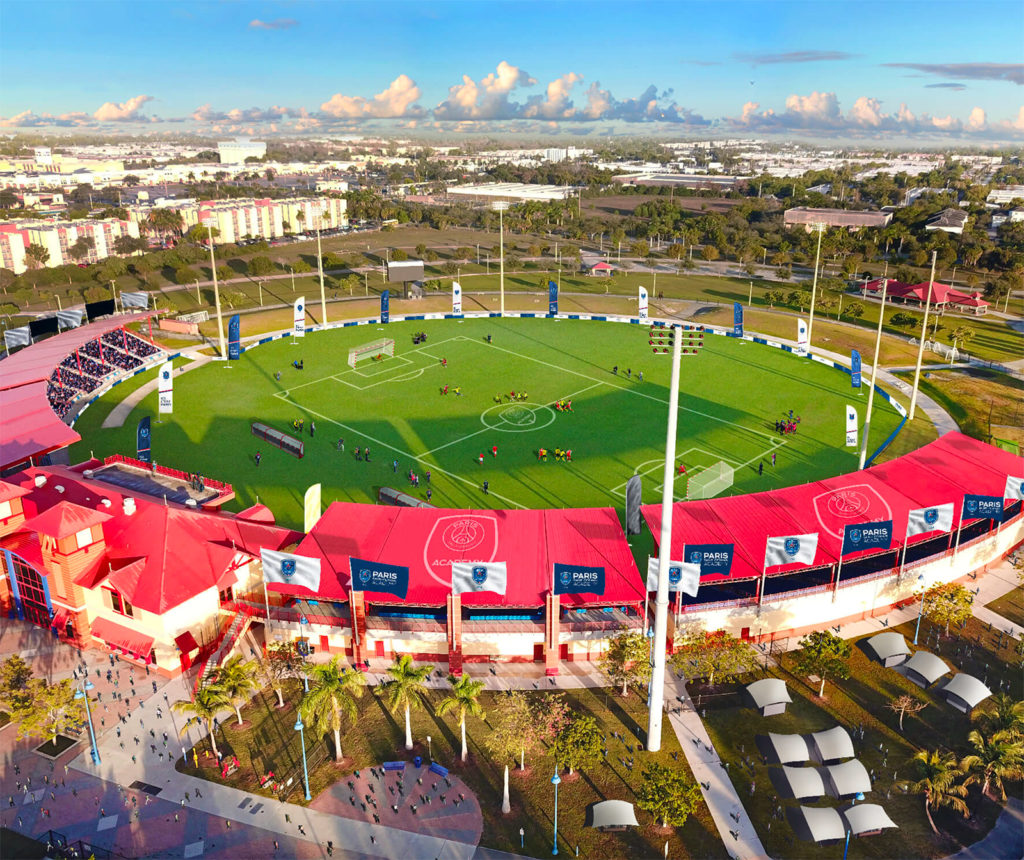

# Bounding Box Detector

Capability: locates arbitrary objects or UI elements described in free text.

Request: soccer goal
[348,338,395,368]
[687,460,735,499]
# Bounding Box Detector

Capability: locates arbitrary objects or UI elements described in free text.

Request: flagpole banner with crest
[962,494,1004,523]
[293,297,306,337]
[796,318,809,356]
[845,404,858,447]
[380,290,390,324]
[645,558,700,596]
[452,281,462,315]
[228,314,241,360]
[683,544,734,577]
[451,562,507,595]
[764,533,818,567]
[906,503,954,537]
[349,556,408,599]
[136,416,151,463]
[638,286,648,319]
[261,549,322,591]
[548,280,559,316]
[733,302,743,337]
[553,563,604,595]
[851,349,862,389]
[157,361,173,414]
[1004,476,1024,501]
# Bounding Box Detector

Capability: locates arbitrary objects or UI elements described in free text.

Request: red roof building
[864,278,989,315]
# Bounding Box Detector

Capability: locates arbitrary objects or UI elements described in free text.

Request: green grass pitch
[70,318,904,530]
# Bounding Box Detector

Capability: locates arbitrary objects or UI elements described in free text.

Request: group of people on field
[775,410,801,435]
[537,447,572,462]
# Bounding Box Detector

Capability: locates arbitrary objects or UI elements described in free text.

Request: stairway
[194,613,252,692]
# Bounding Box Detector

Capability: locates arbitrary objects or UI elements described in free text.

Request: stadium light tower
[313,202,329,327]
[201,215,227,360]
[493,201,509,316]
[858,278,888,470]
[908,251,938,421]
[806,222,825,349]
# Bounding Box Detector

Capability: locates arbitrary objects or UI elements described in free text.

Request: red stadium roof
[285,504,644,607]
[642,433,1023,582]
[0,382,81,470]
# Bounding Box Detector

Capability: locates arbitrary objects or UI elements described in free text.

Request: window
[12,556,50,627]
[218,586,234,604]
[109,590,134,618]
[75,526,93,549]
[0,500,12,519]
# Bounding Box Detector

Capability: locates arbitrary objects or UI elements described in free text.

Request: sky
[1,0,1022,142]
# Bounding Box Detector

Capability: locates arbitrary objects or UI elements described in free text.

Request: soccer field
[70,317,905,529]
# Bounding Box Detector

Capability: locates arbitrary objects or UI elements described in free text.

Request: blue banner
[963,494,1004,522]
[228,314,240,360]
[841,520,893,556]
[136,416,151,463]
[851,349,862,389]
[349,556,408,599]
[553,562,604,595]
[733,302,743,337]
[548,280,558,316]
[380,290,390,324]
[684,544,734,577]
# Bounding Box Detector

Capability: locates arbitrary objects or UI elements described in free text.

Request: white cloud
[93,95,154,122]
[783,91,840,123]
[249,18,298,30]
[321,75,423,118]
[434,61,537,120]
[966,106,987,130]
[523,72,583,119]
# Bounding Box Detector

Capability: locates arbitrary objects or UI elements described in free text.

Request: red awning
[50,609,69,629]
[174,630,200,653]
[90,616,154,658]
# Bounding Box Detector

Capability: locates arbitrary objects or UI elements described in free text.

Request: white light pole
[807,223,825,349]
[909,251,938,421]
[314,203,328,327]
[203,217,227,360]
[859,279,888,470]
[494,201,509,316]
[647,325,682,752]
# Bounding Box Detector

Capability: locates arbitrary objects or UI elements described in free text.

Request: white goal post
[348,339,395,367]
[687,460,735,500]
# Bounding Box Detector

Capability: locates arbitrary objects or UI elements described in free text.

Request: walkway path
[101,352,212,429]
[945,796,1024,860]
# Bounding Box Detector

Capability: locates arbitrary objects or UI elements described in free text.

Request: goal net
[687,460,735,499]
[348,338,395,368]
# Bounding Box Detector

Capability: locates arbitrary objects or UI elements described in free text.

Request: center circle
[480,402,556,433]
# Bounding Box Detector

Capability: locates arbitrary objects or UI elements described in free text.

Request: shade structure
[901,651,951,689]
[842,804,898,837]
[864,632,911,667]
[585,800,639,829]
[90,616,155,661]
[746,678,792,715]
[824,759,872,799]
[787,806,845,842]
[777,765,825,800]
[809,726,855,764]
[764,732,810,764]
[940,673,992,713]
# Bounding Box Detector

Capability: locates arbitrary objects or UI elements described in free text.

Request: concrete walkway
[101,352,212,429]
[945,796,1024,860]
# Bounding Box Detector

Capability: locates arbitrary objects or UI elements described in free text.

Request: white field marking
[278,398,528,509]
[477,337,779,442]
[348,354,413,379]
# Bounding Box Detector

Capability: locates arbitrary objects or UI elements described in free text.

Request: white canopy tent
[777,765,825,800]
[810,726,855,764]
[764,732,810,764]
[842,804,898,837]
[940,673,992,713]
[865,632,911,667]
[787,806,846,842]
[824,759,872,799]
[901,651,951,688]
[585,800,639,829]
[746,678,792,716]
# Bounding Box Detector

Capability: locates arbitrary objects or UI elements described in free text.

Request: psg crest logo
[472,566,488,586]
[689,551,702,565]
[849,528,862,544]
[559,570,572,586]
[924,508,939,525]
[162,371,170,380]
[358,567,372,584]
[139,426,149,438]
[281,559,296,579]
[668,567,682,585]
[784,538,800,557]
[297,303,303,313]
[966,499,978,514]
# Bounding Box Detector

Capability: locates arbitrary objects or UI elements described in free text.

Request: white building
[987,186,1024,206]
[217,139,267,165]
[0,218,140,275]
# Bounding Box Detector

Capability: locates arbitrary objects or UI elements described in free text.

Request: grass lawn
[699,615,1023,860]
[178,680,727,858]
[985,586,1024,629]
[69,317,904,530]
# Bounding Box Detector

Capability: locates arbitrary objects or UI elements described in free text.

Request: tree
[221,290,246,309]
[149,208,184,238]
[794,630,851,696]
[436,673,486,762]
[174,266,195,285]
[700,245,719,262]
[960,729,1024,800]
[172,683,231,758]
[259,641,297,708]
[890,311,920,330]
[300,657,365,762]
[247,256,275,277]
[484,692,525,813]
[974,694,1024,739]
[636,763,702,828]
[25,244,50,269]
[887,694,927,730]
[842,301,865,320]
[69,236,95,263]
[631,240,651,258]
[599,631,651,697]
[552,713,603,775]
[908,749,969,834]
[764,289,784,308]
[742,261,758,278]
[391,248,408,262]
[378,654,433,750]
[17,679,84,744]
[918,582,973,635]
[0,655,34,718]
[670,629,757,686]
[211,655,257,726]
[949,325,976,348]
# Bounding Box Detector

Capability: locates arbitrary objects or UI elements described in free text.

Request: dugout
[251,422,304,458]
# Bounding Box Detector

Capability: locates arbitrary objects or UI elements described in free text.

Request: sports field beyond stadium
[70,318,904,529]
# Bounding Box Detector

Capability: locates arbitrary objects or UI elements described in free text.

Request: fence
[102,453,233,494]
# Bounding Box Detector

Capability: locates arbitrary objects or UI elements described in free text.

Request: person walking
[758,461,763,476]
[255,451,262,467]
[482,480,489,495]
[310,421,316,438]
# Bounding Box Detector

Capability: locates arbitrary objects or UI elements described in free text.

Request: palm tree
[211,655,258,726]
[300,657,365,761]
[908,749,969,834]
[974,694,1024,739]
[378,655,434,751]
[436,674,486,762]
[961,729,1024,801]
[172,683,231,758]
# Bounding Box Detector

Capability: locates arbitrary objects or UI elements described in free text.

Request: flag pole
[758,552,768,608]
[897,540,908,583]
[832,555,845,601]
[859,279,888,469]
[908,251,937,421]
[263,579,272,628]
[951,502,965,560]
